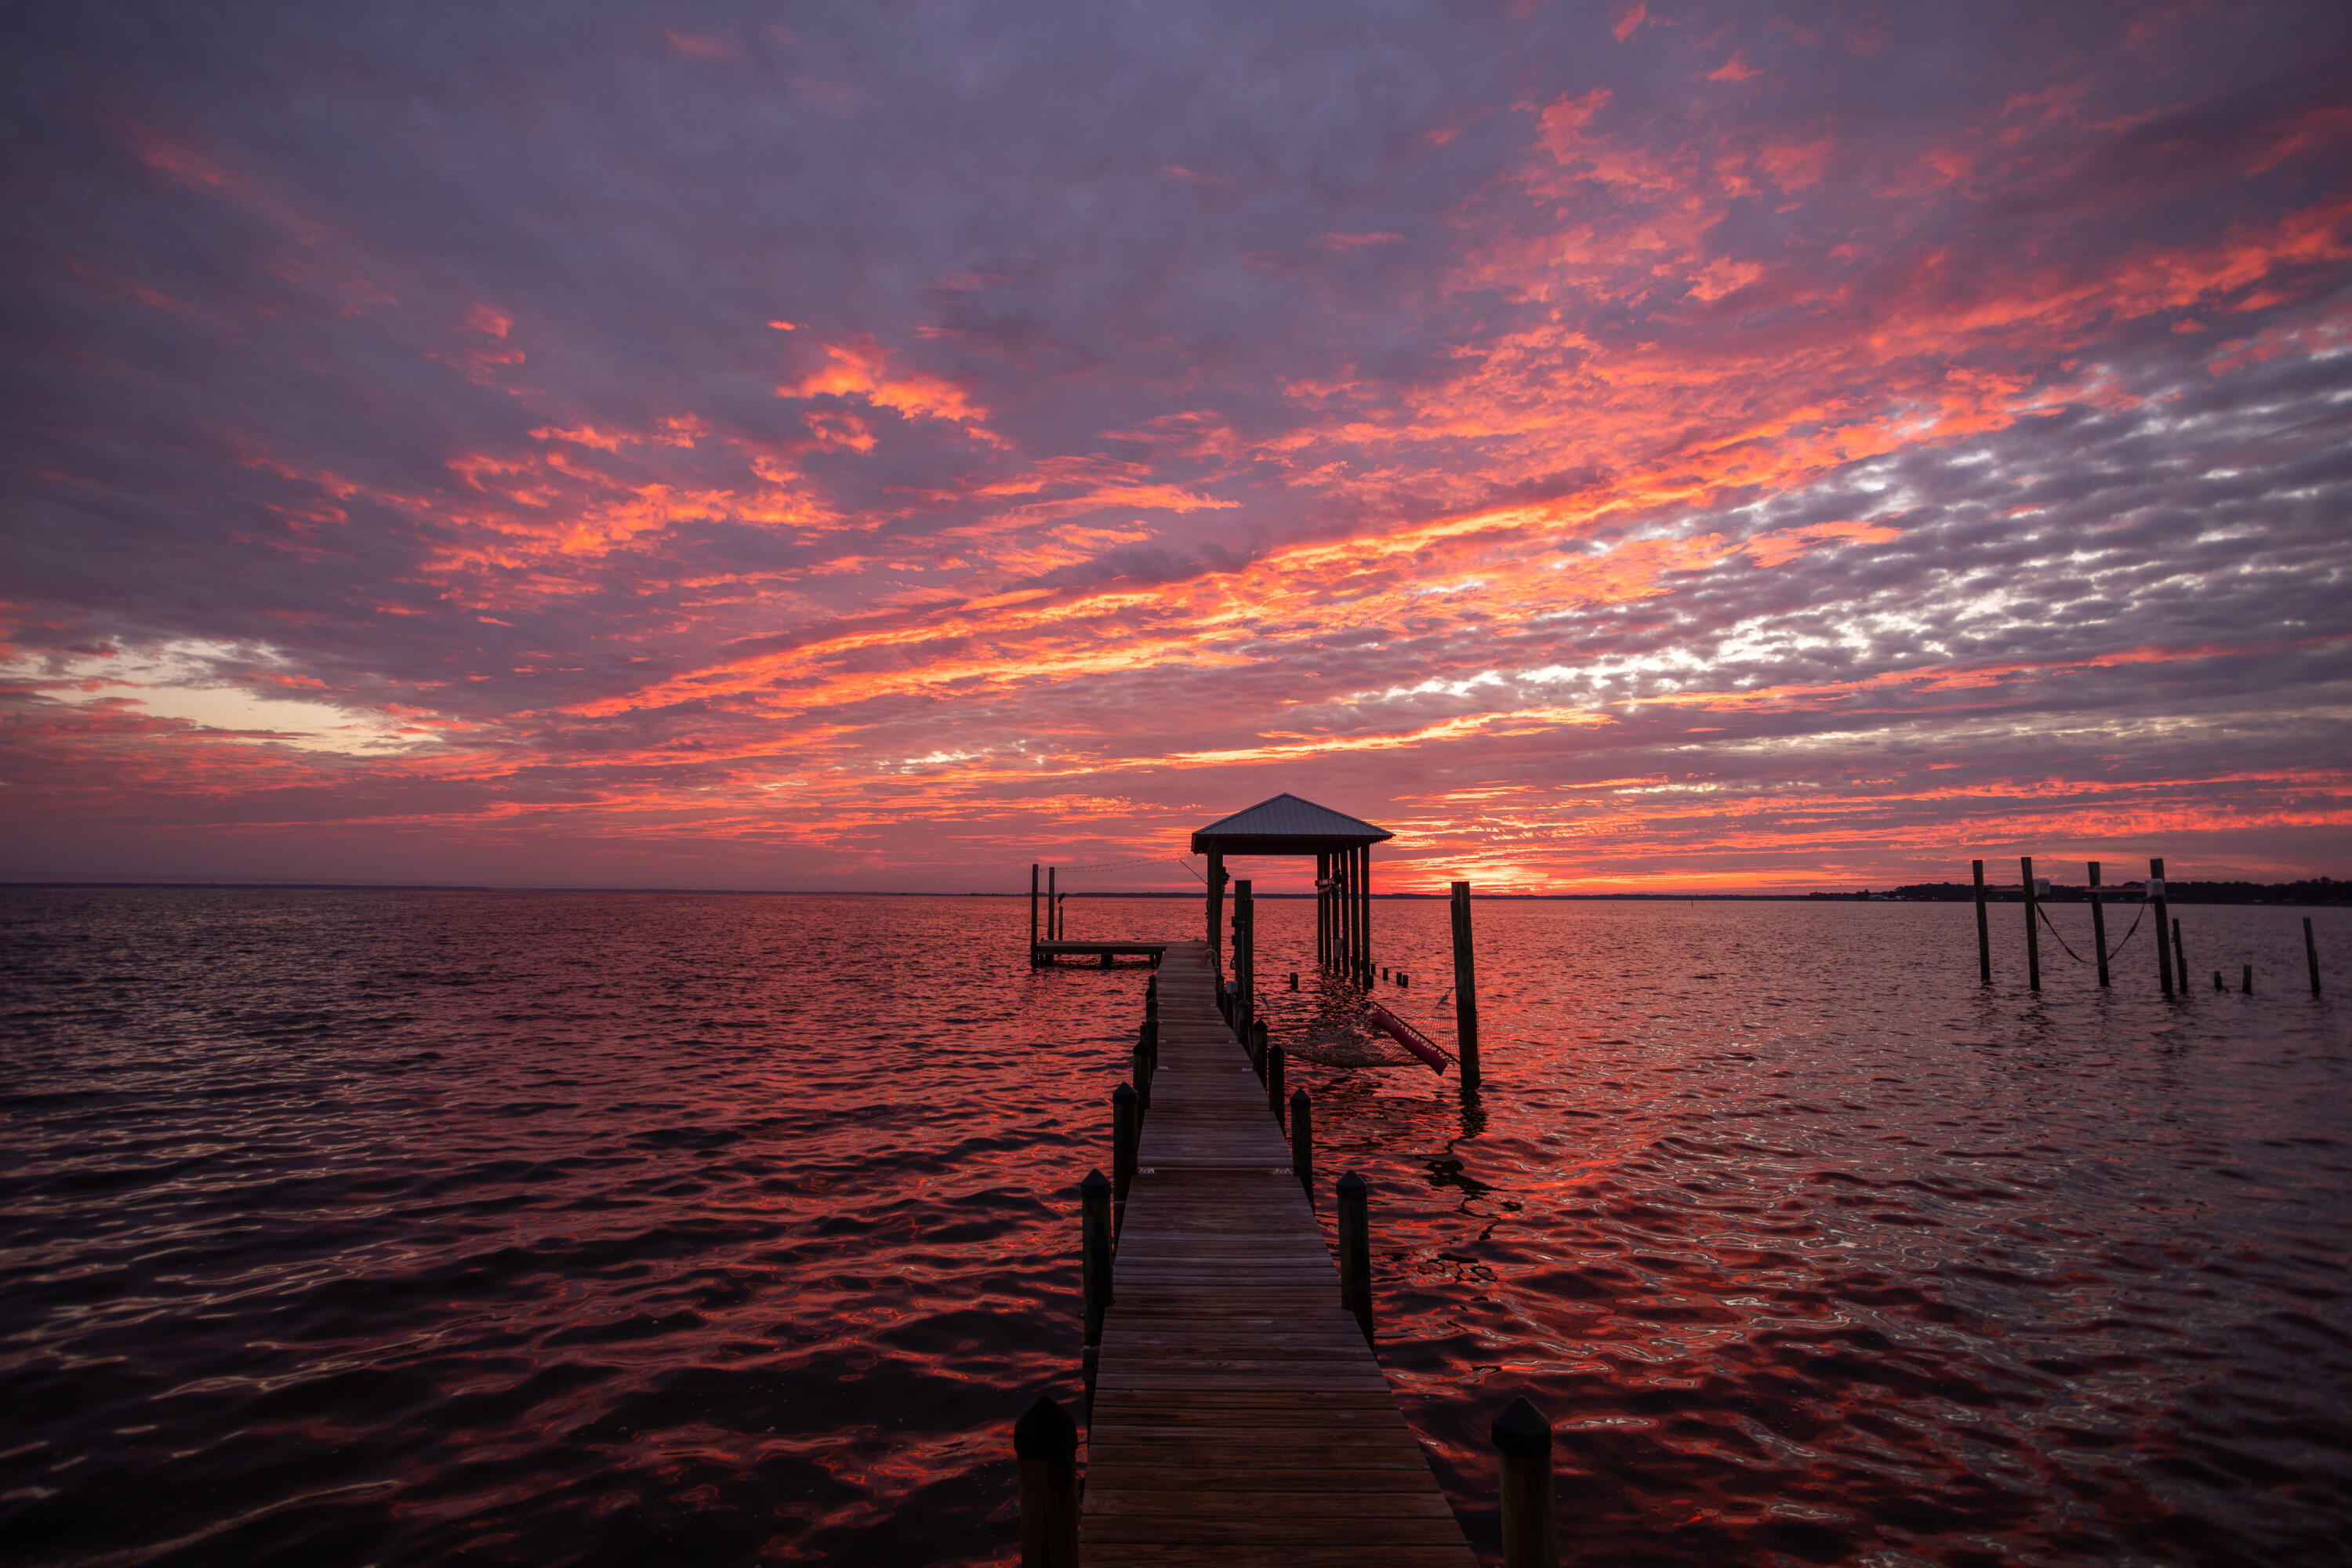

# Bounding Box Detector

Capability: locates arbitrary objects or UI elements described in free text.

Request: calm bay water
[2,887,2347,1565]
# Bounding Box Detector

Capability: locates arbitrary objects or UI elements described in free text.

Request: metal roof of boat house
[1189,793,1394,855]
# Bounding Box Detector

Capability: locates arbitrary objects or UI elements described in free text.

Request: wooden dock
[1081,940,1476,1566]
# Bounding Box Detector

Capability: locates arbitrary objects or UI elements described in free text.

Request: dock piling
[1973,859,1991,984]
[1014,1395,1079,1568]
[2307,917,2323,996]
[2243,964,2253,995]
[1451,881,1482,1090]
[2215,970,2224,990]
[1080,1170,1111,1345]
[1494,1396,1559,1568]
[2152,857,2175,998]
[1338,1171,1371,1339]
[2089,862,2110,988]
[1112,1084,1138,1210]
[1266,1038,1284,1120]
[2172,918,2187,994]
[1289,971,1298,989]
[1290,1090,1312,1192]
[2022,856,2042,992]
[1131,1034,1152,1115]
[1029,864,1040,967]
[1250,1018,1269,1080]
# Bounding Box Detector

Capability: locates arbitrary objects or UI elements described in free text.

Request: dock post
[2089,862,2110,987]
[2151,858,2174,998]
[1338,1172,1371,1339]
[1112,1084,1138,1210]
[1132,1033,1152,1115]
[1266,1039,1284,1121]
[2021,856,2041,992]
[1290,1090,1312,1192]
[1450,881,1482,1091]
[1316,851,1329,969]
[2308,916,2324,996]
[1973,859,1991,984]
[2172,918,2187,993]
[1236,879,1255,1051]
[1250,1018,1269,1080]
[1048,866,1057,946]
[2243,964,2253,994]
[1289,971,1298,990]
[2215,970,2224,990]
[1494,1396,1558,1568]
[1359,844,1374,986]
[1014,1395,1079,1568]
[1207,850,1225,974]
[1080,1170,1112,1345]
[1029,864,1040,967]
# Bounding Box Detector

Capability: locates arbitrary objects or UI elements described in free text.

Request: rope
[2100,901,2146,964]
[1044,855,1204,879]
[2033,898,2144,967]
[2036,902,2088,963]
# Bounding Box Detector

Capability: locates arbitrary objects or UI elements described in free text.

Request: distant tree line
[1881,877,2347,905]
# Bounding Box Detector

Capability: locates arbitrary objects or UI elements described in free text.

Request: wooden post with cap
[1290,1089,1312,1192]
[1973,858,1991,984]
[2151,857,2174,998]
[1112,1083,1138,1213]
[1080,1170,1111,1346]
[1494,1396,1558,1568]
[1338,1171,1370,1340]
[2089,862,2110,988]
[2021,855,2041,992]
[1014,1394,1079,1568]
[1451,881,1482,1090]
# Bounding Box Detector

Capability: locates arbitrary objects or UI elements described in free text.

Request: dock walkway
[1082,941,1475,1565]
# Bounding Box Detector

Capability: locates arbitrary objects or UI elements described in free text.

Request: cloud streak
[2,2,2348,889]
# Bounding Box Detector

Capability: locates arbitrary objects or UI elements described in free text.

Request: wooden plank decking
[1083,941,1476,1566]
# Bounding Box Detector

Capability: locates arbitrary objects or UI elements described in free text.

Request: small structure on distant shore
[1190,793,1392,986]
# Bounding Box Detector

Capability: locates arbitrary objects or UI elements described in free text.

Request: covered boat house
[1190,793,1392,985]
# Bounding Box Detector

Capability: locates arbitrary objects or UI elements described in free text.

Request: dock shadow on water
[2,887,2347,1564]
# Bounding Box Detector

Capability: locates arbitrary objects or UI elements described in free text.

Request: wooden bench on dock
[1079,940,1477,1566]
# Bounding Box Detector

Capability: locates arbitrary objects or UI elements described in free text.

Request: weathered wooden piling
[1397,970,1408,987]
[1494,1396,1559,1568]
[1250,1018,1269,1079]
[1029,863,1041,966]
[1266,1036,1284,1118]
[2243,964,2253,994]
[1048,866,1058,941]
[1014,1394,1080,1568]
[1973,859,1991,984]
[1290,1089,1312,1191]
[1080,1169,1111,1345]
[1450,880,1482,1091]
[2215,970,2225,991]
[1338,1171,1371,1340]
[1288,970,1298,989]
[2021,856,2042,992]
[2172,918,2187,993]
[1112,1083,1138,1208]
[1131,1033,1152,1114]
[2089,862,2111,988]
[2151,858,2174,997]
[2308,917,2324,996]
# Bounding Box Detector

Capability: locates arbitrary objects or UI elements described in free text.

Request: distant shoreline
[5,880,2345,906]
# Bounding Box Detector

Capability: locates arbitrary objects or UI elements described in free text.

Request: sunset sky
[5,2,2350,894]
